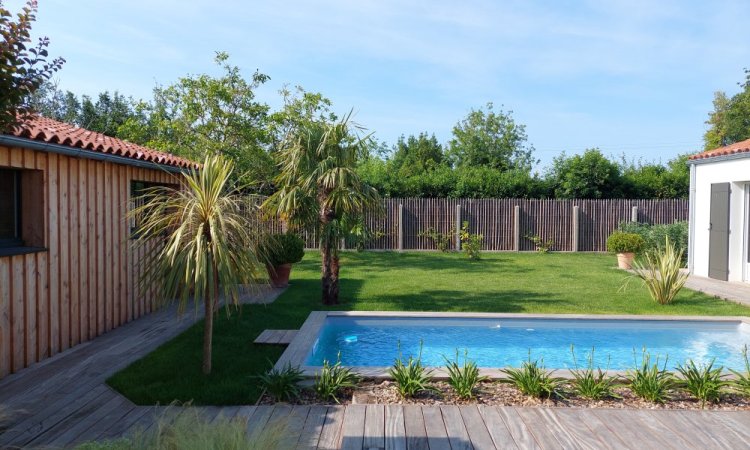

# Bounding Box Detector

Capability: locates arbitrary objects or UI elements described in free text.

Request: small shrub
[444,349,487,399]
[460,221,483,260]
[314,353,361,403]
[569,345,620,400]
[255,363,304,402]
[676,359,728,408]
[501,352,564,399]
[258,233,305,266]
[619,221,688,264]
[389,341,435,398]
[729,345,750,397]
[625,237,689,305]
[418,227,454,252]
[626,349,676,403]
[606,231,646,254]
[525,234,555,253]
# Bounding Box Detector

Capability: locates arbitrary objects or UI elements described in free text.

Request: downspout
[688,162,697,274]
[0,135,192,174]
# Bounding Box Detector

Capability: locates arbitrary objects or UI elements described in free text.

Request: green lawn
[107,251,749,405]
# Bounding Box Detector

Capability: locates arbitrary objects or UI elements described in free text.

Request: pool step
[254,329,298,345]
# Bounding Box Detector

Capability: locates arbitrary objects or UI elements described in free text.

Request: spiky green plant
[444,349,487,399]
[256,363,305,402]
[626,349,676,403]
[501,351,564,399]
[625,236,689,305]
[569,345,620,400]
[676,358,728,408]
[314,353,361,403]
[130,155,266,374]
[263,112,380,305]
[389,341,436,398]
[729,345,750,397]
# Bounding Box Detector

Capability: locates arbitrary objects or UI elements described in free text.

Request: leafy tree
[119,52,274,190]
[548,149,623,199]
[264,113,379,305]
[391,132,445,176]
[0,0,64,130]
[448,103,536,172]
[619,154,689,199]
[131,155,265,375]
[704,69,750,149]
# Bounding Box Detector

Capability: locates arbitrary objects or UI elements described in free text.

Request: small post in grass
[572,205,580,252]
[513,205,521,251]
[398,203,404,252]
[455,204,462,251]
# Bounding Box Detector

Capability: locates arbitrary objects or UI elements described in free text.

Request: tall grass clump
[255,363,304,402]
[626,349,676,403]
[73,404,285,449]
[676,359,727,408]
[501,351,564,399]
[444,349,487,399]
[569,345,619,400]
[729,345,750,397]
[389,341,435,398]
[314,353,361,403]
[624,237,689,304]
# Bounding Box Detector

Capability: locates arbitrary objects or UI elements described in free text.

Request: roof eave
[687,151,750,165]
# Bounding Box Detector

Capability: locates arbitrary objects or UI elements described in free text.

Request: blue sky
[9,0,750,170]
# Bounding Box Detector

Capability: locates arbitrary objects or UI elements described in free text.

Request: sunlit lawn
[108,251,749,405]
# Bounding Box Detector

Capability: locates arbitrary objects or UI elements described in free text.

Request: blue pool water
[305,316,750,370]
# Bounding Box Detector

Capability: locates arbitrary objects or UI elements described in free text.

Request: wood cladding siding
[0,145,177,378]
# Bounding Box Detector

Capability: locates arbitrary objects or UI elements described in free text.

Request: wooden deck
[0,304,749,449]
[254,329,299,344]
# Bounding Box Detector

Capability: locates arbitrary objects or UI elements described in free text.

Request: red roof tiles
[5,116,199,169]
[689,138,750,161]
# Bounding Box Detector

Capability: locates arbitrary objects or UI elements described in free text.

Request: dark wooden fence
[297,198,687,252]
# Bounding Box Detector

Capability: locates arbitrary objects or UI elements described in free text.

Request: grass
[107,251,749,405]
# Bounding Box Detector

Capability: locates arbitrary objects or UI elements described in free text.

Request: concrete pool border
[274,311,750,379]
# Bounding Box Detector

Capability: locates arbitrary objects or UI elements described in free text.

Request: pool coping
[274,311,750,379]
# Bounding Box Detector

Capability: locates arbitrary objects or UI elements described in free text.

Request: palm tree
[264,113,379,305]
[132,155,265,374]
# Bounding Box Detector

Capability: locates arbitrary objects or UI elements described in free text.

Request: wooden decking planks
[254,329,298,344]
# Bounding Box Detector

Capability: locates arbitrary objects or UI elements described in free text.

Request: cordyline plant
[264,111,379,305]
[622,237,688,305]
[131,155,266,374]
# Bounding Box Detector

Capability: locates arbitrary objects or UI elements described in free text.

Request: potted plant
[606,231,646,269]
[259,233,305,287]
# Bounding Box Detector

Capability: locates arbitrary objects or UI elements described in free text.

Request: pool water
[305,317,750,371]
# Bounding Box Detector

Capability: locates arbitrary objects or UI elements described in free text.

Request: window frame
[0,169,23,248]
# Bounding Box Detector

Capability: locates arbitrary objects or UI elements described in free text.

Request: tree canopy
[704,68,750,150]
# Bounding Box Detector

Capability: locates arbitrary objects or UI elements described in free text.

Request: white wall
[691,157,750,281]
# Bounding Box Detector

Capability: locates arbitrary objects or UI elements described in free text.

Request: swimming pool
[278,312,750,375]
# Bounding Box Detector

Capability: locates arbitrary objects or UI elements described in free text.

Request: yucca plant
[729,345,750,397]
[501,351,564,399]
[676,358,728,408]
[256,363,305,402]
[314,353,361,403]
[625,236,689,305]
[131,155,266,375]
[626,349,676,403]
[444,349,487,399]
[569,345,620,400]
[389,341,436,398]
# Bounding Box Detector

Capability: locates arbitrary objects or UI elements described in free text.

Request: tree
[265,112,379,305]
[548,149,623,199]
[0,0,64,130]
[132,155,265,375]
[447,103,536,172]
[119,52,274,190]
[391,133,445,176]
[704,69,750,149]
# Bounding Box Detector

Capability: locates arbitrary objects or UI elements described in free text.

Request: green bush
[618,221,688,262]
[626,237,689,305]
[418,227,454,252]
[258,233,305,266]
[569,346,619,400]
[460,221,483,260]
[501,352,564,399]
[444,350,487,399]
[314,353,361,403]
[606,231,646,254]
[389,341,436,398]
[255,363,304,402]
[626,349,676,403]
[729,345,750,397]
[676,359,727,408]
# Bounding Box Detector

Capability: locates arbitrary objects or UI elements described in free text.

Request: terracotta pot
[617,252,635,270]
[267,263,292,288]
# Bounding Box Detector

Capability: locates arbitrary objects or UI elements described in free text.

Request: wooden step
[253,329,298,345]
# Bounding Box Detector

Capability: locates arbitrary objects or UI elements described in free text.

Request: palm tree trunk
[321,240,338,305]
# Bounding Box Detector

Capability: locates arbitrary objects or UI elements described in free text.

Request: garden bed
[258,379,750,411]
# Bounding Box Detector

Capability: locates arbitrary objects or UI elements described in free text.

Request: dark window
[129,180,174,235]
[0,169,22,247]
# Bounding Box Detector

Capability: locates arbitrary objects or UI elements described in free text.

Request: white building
[688,138,750,282]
